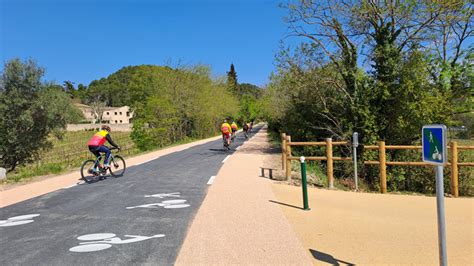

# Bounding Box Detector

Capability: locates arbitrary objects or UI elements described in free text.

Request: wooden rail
[281,133,473,197]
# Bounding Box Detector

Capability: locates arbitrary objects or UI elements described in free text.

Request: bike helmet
[101,125,111,132]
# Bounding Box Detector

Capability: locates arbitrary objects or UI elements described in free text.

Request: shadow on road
[309,249,355,266]
[268,200,303,210]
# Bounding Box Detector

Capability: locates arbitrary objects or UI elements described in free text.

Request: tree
[0,58,81,172]
[62,80,76,98]
[89,96,106,124]
[227,63,238,93]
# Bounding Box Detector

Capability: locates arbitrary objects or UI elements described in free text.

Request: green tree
[88,64,239,150]
[0,58,82,172]
[227,63,238,93]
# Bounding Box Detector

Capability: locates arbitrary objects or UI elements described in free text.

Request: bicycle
[80,147,126,183]
[222,135,231,151]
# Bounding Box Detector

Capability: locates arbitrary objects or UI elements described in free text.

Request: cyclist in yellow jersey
[221,120,232,147]
[231,121,238,140]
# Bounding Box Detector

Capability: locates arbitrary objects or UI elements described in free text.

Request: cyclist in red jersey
[87,125,120,170]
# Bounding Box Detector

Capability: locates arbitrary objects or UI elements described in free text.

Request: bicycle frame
[92,147,118,168]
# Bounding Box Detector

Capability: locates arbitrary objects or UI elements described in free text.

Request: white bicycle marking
[78,233,116,241]
[70,244,112,252]
[144,192,181,198]
[162,200,186,204]
[70,233,165,252]
[126,199,189,209]
[128,192,190,210]
[164,204,190,209]
[0,214,40,227]
[8,214,40,221]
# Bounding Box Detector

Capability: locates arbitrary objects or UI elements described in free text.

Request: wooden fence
[281,133,474,197]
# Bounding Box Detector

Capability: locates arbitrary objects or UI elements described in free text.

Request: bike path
[176,126,312,265]
[0,127,260,265]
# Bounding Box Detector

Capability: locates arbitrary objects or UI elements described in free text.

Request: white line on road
[222,155,231,163]
[63,184,77,189]
[207,176,216,185]
[236,146,241,150]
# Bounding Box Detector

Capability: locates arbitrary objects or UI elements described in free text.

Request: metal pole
[300,156,310,211]
[353,132,359,191]
[353,145,358,191]
[435,165,447,266]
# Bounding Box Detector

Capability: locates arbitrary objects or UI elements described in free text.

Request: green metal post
[300,156,310,210]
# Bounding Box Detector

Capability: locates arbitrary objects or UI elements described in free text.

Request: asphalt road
[0,127,260,265]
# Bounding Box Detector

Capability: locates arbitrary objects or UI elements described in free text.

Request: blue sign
[422,125,447,165]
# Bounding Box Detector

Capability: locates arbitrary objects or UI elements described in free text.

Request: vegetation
[0,59,83,173]
[263,0,473,195]
[81,64,240,150]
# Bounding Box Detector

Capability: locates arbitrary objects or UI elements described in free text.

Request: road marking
[207,176,216,185]
[236,146,241,150]
[70,233,165,253]
[0,214,40,227]
[63,184,77,189]
[222,155,231,163]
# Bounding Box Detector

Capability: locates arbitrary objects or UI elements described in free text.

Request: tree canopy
[0,59,83,172]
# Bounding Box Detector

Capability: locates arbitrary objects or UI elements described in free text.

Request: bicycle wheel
[80,159,98,182]
[109,155,126,177]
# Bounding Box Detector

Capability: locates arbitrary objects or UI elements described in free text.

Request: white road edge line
[207,176,216,185]
[236,146,241,150]
[222,155,231,163]
[63,184,77,189]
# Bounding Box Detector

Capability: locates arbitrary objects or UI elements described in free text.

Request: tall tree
[62,80,76,98]
[227,63,238,93]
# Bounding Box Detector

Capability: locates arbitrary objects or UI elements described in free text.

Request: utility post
[300,156,310,211]
[352,132,359,191]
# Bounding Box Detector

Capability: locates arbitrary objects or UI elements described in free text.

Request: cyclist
[231,121,238,141]
[221,119,232,148]
[87,125,120,172]
[243,122,249,138]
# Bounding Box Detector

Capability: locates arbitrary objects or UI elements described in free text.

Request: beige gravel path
[175,126,313,265]
[272,182,474,265]
[0,135,223,208]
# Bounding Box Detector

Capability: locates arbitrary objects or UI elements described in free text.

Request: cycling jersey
[231,122,238,131]
[87,129,119,148]
[221,123,232,134]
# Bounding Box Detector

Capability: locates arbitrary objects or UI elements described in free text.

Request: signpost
[352,132,359,191]
[422,125,447,266]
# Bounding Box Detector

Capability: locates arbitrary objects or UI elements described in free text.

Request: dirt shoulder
[0,135,222,208]
[269,161,474,265]
[175,126,313,265]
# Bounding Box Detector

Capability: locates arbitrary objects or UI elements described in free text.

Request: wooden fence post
[286,135,292,181]
[281,133,287,171]
[450,141,459,197]
[326,138,334,189]
[379,141,387,193]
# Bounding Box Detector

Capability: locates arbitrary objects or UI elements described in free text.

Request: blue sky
[0,0,290,87]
